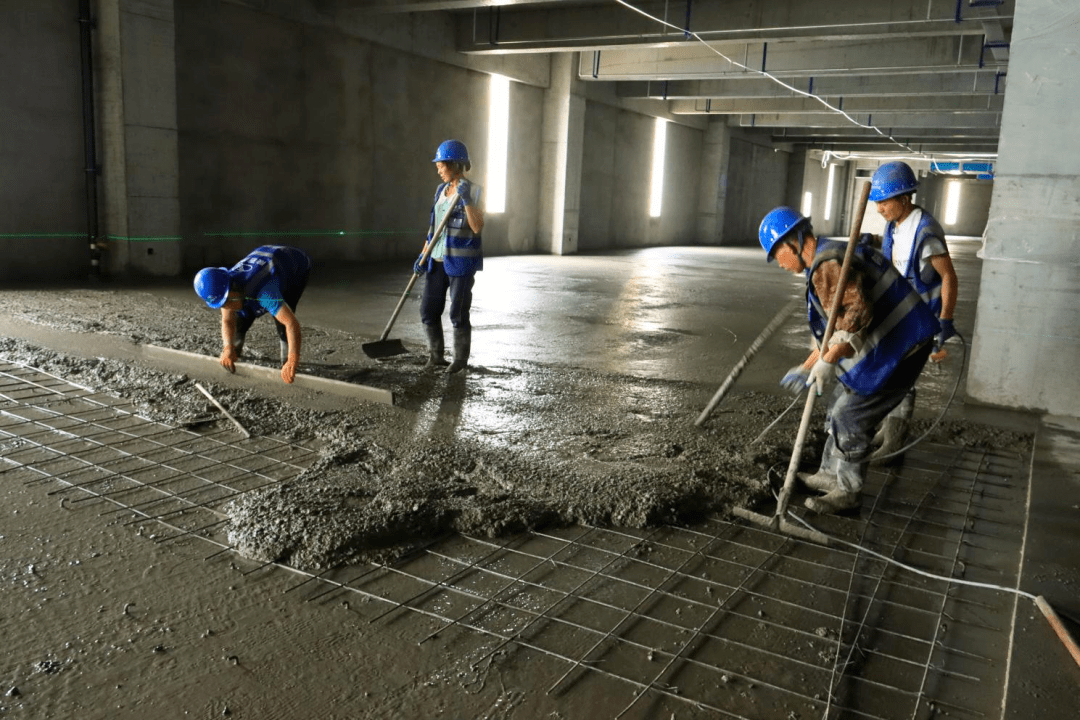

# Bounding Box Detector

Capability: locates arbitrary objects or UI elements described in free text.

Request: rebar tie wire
[821,450,988,717]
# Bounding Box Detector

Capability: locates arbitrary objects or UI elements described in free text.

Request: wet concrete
[1,239,1077,717]
[0,239,1035,571]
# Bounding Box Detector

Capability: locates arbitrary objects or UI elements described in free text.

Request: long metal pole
[78,0,102,275]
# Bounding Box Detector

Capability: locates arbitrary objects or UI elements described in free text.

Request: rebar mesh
[0,361,1030,719]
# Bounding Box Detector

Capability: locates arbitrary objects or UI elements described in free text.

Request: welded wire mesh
[0,361,1030,719]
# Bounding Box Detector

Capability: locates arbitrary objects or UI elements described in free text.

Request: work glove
[780,364,811,394]
[456,179,473,206]
[281,354,299,384]
[935,318,956,352]
[807,358,835,397]
[413,252,428,275]
[219,346,238,373]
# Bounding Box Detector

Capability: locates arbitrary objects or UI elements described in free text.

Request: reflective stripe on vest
[882,211,946,318]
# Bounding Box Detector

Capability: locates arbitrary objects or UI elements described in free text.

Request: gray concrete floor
[2,238,1078,718]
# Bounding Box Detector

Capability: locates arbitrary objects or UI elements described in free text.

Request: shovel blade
[362,338,408,359]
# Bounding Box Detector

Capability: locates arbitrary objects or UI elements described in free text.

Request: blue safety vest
[426,182,483,277]
[881,209,948,318]
[806,239,939,395]
[230,245,311,322]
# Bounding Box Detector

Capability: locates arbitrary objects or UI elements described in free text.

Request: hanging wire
[613,0,921,155]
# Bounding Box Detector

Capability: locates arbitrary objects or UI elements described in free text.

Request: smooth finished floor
[2,238,1078,718]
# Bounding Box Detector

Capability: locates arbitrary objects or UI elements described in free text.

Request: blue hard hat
[194,267,231,309]
[432,139,470,164]
[869,161,918,202]
[758,206,809,263]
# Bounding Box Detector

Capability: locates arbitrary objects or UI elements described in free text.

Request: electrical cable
[781,507,1080,670]
[781,501,1035,600]
[750,391,803,445]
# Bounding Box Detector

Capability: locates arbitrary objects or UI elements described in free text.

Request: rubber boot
[797,471,839,493]
[446,327,471,374]
[868,416,908,463]
[869,391,915,463]
[423,324,449,369]
[799,434,841,491]
[804,488,860,514]
[805,456,864,513]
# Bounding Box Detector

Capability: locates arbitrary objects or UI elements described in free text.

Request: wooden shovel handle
[376,190,463,342]
[775,181,872,518]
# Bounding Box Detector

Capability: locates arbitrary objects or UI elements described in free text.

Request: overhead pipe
[77,0,102,276]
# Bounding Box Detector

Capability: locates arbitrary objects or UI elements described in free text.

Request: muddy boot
[868,416,908,463]
[804,488,860,514]
[423,324,449,369]
[797,471,839,493]
[869,391,914,463]
[446,328,471,374]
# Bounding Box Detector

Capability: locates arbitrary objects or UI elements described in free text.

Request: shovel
[362,190,463,359]
[731,180,872,545]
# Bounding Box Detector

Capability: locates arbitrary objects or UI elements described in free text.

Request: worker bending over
[759,207,940,514]
[868,161,959,460]
[193,245,312,384]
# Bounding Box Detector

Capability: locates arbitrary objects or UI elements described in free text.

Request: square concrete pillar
[539,53,585,255]
[96,0,181,276]
[968,0,1080,416]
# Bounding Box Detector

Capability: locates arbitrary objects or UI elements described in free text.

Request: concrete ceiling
[357,0,1010,158]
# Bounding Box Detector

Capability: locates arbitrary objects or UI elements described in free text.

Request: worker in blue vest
[759,207,939,513]
[413,139,484,374]
[868,161,959,461]
[193,245,312,384]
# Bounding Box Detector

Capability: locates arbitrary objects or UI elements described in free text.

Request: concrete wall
[967,0,1080,416]
[0,2,90,281]
[919,175,993,237]
[175,0,543,271]
[577,106,703,250]
[721,135,790,246]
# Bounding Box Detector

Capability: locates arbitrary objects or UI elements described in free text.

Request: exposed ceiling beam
[736,112,1002,129]
[670,94,1005,115]
[771,127,1001,140]
[792,141,1001,154]
[616,71,1007,100]
[452,0,1012,52]
[349,0,1010,156]
[353,0,589,12]
[577,36,1005,81]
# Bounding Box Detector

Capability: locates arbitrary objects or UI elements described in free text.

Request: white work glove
[807,358,835,396]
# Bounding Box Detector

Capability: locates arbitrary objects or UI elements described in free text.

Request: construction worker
[193,245,312,384]
[759,207,939,513]
[868,161,959,460]
[414,139,484,373]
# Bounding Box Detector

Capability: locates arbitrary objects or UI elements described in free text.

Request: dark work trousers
[823,342,933,491]
[420,261,474,330]
[234,271,309,346]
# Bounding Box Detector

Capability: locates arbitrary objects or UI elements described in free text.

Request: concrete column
[96,0,180,275]
[967,0,1080,416]
[695,119,730,244]
[538,53,585,255]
